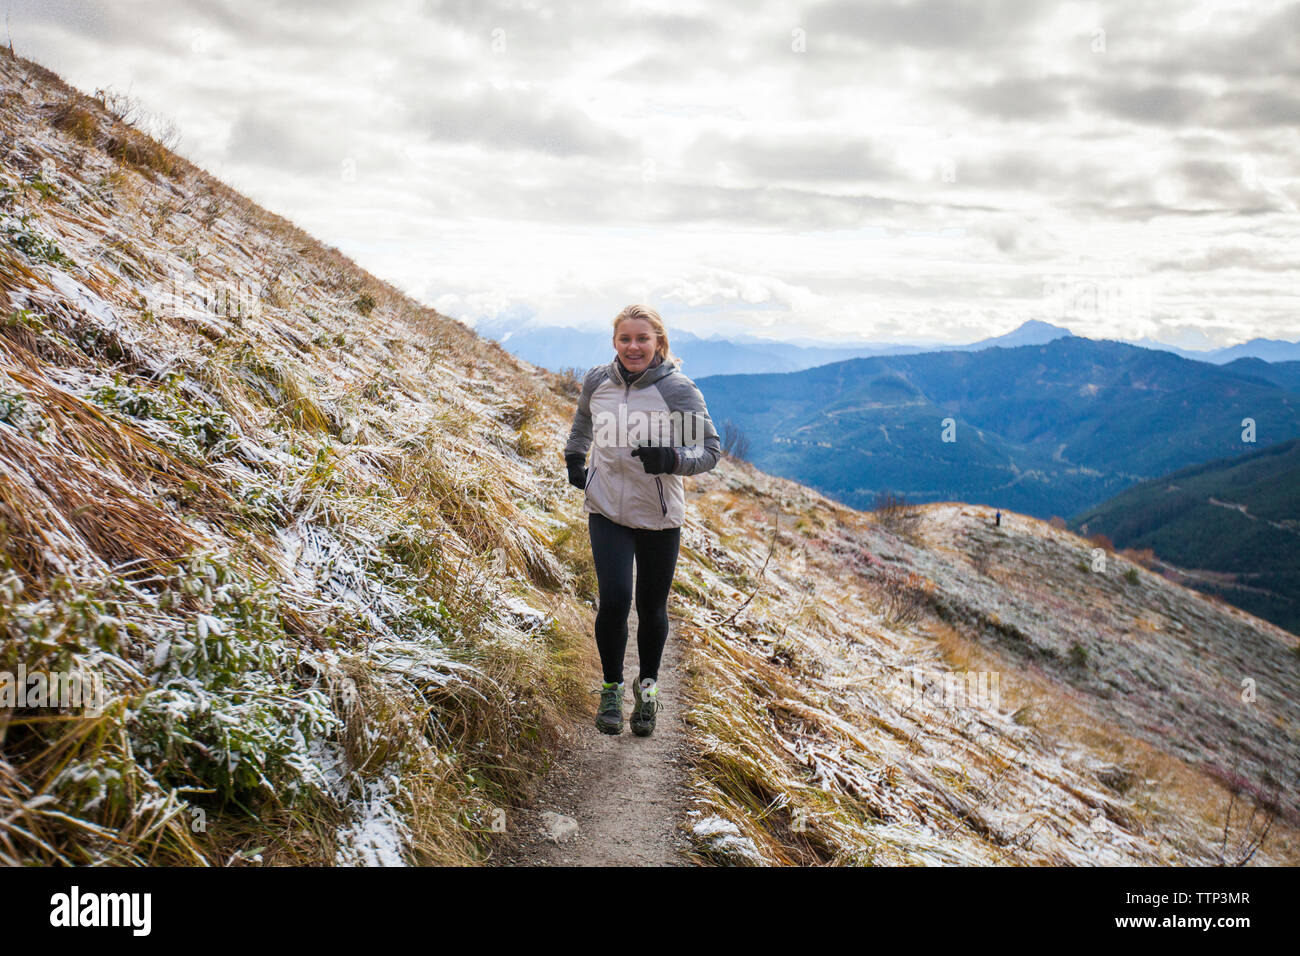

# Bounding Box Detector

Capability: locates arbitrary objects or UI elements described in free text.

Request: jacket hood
[609,354,678,389]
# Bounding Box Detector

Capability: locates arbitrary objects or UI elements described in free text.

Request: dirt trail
[493,568,695,866]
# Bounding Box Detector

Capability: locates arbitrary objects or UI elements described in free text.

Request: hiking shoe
[595,681,624,735]
[631,677,659,737]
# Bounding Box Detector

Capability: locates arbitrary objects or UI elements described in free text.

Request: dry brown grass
[871,490,923,538]
[391,432,563,591]
[0,726,206,866]
[0,361,241,590]
[1121,546,1157,569]
[924,619,1300,864]
[47,98,100,145]
[0,427,209,588]
[869,565,934,630]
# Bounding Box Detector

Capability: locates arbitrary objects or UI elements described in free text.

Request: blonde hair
[612,304,677,365]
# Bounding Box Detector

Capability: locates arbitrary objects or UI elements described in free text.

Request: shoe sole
[630,709,656,737]
[596,718,622,735]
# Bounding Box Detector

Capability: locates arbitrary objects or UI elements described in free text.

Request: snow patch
[690,815,763,865]
[334,774,411,867]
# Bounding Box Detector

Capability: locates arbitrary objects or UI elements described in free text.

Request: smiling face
[613,317,658,373]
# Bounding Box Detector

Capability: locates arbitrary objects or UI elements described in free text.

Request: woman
[563,305,722,736]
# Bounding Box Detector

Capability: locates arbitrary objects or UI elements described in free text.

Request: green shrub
[2,211,72,265]
[90,372,238,461]
[130,552,342,805]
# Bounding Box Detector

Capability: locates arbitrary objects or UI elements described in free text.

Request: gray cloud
[8,0,174,50]
[681,129,899,184]
[1091,82,1207,127]
[1214,89,1300,129]
[1090,81,1300,131]
[13,0,1300,346]
[808,0,1051,51]
[224,108,341,173]
[959,151,1062,191]
[407,85,634,159]
[1153,245,1300,272]
[954,76,1074,121]
[1132,3,1300,81]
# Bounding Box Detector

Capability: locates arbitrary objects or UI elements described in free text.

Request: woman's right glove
[565,453,588,490]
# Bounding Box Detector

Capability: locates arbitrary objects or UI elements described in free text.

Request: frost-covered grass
[0,321,587,865]
[0,46,596,866]
[671,473,1300,866]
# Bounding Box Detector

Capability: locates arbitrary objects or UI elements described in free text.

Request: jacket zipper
[624,371,634,522]
[585,466,597,490]
[614,361,671,522]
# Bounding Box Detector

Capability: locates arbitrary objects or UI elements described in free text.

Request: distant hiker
[995,509,1001,527]
[564,305,722,736]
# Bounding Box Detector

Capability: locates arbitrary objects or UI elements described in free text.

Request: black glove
[630,445,677,475]
[565,453,588,489]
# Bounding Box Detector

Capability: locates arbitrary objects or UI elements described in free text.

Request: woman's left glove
[631,445,678,475]
[565,453,588,489]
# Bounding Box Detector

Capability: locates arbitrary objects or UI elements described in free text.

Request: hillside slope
[1219,358,1300,393]
[1070,438,1300,635]
[660,462,1299,864]
[1,49,1295,866]
[1,51,597,865]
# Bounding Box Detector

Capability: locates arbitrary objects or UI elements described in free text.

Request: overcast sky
[9,0,1299,347]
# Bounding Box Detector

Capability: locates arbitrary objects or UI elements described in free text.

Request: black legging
[588,511,681,685]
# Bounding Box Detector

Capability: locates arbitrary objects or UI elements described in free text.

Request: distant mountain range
[691,336,1300,521]
[1217,357,1300,392]
[476,315,1300,378]
[1143,336,1300,364]
[1071,438,1300,636]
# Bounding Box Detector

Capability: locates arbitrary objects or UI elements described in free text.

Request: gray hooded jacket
[564,356,722,530]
